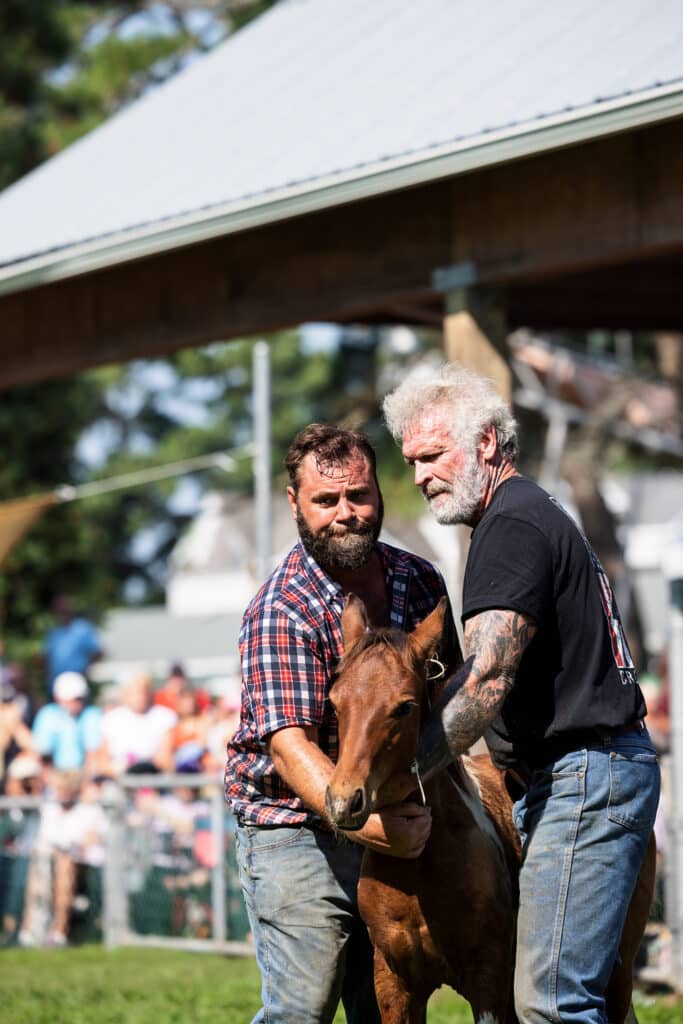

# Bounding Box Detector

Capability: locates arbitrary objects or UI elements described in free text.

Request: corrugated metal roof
[1,0,682,287]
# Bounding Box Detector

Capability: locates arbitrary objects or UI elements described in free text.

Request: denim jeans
[235,822,380,1024]
[512,728,660,1024]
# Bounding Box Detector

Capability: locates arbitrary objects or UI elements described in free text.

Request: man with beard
[225,423,459,1024]
[382,363,660,1024]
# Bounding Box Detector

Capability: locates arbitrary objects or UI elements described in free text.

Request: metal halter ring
[409,760,427,806]
[425,656,446,681]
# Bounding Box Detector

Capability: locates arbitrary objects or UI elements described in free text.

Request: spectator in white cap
[31,671,103,773]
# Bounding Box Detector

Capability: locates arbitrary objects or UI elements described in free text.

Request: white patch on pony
[476,1013,499,1024]
[456,758,506,860]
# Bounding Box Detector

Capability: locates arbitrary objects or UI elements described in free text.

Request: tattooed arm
[416,609,537,779]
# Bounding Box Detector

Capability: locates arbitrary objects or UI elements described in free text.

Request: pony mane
[338,627,411,672]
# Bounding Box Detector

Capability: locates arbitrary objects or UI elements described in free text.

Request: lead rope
[409,655,446,807]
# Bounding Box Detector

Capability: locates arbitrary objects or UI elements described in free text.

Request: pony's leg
[373,947,428,1024]
[461,956,517,1024]
[467,993,517,1024]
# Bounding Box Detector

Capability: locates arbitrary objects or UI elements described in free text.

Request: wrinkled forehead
[302,450,372,485]
[401,404,454,452]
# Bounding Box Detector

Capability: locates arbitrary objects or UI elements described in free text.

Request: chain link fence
[0,773,251,954]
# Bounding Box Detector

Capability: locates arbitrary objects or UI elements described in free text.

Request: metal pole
[210,783,227,942]
[665,514,683,989]
[102,780,129,948]
[253,341,272,582]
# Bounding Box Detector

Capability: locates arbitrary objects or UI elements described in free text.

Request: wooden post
[443,284,511,403]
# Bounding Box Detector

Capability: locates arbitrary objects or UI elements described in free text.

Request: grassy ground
[0,946,681,1023]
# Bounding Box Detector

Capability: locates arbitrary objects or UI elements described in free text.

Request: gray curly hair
[382,361,519,463]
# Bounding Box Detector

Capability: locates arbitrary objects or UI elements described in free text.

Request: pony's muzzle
[325,782,367,830]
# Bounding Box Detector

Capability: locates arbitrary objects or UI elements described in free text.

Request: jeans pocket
[607,751,659,831]
[243,824,307,853]
[236,825,307,891]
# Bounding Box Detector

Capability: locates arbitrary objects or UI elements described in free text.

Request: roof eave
[2,81,683,298]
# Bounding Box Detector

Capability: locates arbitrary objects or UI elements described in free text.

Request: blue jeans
[512,729,660,1024]
[235,822,380,1024]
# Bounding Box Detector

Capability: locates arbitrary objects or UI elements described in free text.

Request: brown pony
[325,594,656,1024]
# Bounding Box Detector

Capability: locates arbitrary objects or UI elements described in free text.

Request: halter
[409,654,446,806]
[410,758,427,806]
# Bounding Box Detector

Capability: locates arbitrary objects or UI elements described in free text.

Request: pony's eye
[392,700,416,719]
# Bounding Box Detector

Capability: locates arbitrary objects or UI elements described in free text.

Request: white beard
[425,446,485,525]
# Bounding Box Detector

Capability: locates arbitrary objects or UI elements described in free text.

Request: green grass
[0,946,681,1023]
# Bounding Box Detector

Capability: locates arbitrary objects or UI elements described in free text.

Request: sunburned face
[288,451,383,572]
[401,405,486,526]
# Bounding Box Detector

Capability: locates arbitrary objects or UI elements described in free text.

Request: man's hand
[352,801,432,859]
[268,726,431,857]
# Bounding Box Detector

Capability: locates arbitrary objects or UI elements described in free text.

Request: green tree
[0,0,71,187]
[77,333,339,605]
[0,2,280,671]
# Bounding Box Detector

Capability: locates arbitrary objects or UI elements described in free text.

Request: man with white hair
[32,671,102,773]
[383,362,660,1024]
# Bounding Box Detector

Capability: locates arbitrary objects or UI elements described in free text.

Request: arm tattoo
[417,609,536,778]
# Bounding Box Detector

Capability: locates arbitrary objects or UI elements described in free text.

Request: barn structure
[0,0,682,393]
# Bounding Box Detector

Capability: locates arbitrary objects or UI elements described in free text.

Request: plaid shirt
[225,540,455,827]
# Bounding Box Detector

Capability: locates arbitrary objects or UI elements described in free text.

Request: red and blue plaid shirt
[225,540,455,827]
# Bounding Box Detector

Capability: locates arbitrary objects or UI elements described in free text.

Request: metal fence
[0,768,674,986]
[0,773,252,955]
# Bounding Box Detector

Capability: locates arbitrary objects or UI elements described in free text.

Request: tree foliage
[1,1,279,186]
[0,2,281,667]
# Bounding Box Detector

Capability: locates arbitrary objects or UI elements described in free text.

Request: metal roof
[1,0,683,293]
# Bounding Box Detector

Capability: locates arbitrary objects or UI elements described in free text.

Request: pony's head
[325,594,446,830]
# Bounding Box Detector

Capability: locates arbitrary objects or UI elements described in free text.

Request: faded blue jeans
[235,821,380,1024]
[512,728,660,1024]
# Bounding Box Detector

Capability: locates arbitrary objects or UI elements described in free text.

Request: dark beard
[297,498,384,573]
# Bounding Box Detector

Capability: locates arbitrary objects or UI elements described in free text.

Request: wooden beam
[507,254,683,330]
[451,119,683,282]
[0,184,452,388]
[0,118,682,388]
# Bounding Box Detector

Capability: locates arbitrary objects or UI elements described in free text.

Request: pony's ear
[410,597,447,663]
[341,593,369,651]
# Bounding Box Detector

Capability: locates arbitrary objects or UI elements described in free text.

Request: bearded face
[423,441,486,526]
[296,494,384,572]
[287,450,385,575]
[401,406,488,528]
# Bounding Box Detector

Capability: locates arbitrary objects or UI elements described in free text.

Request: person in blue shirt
[32,672,102,773]
[44,595,102,697]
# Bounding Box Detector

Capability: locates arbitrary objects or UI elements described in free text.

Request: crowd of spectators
[0,610,242,948]
[0,593,673,954]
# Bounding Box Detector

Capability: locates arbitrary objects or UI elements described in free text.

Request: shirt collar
[295,540,413,628]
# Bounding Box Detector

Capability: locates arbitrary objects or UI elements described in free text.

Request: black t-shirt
[461,476,646,772]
